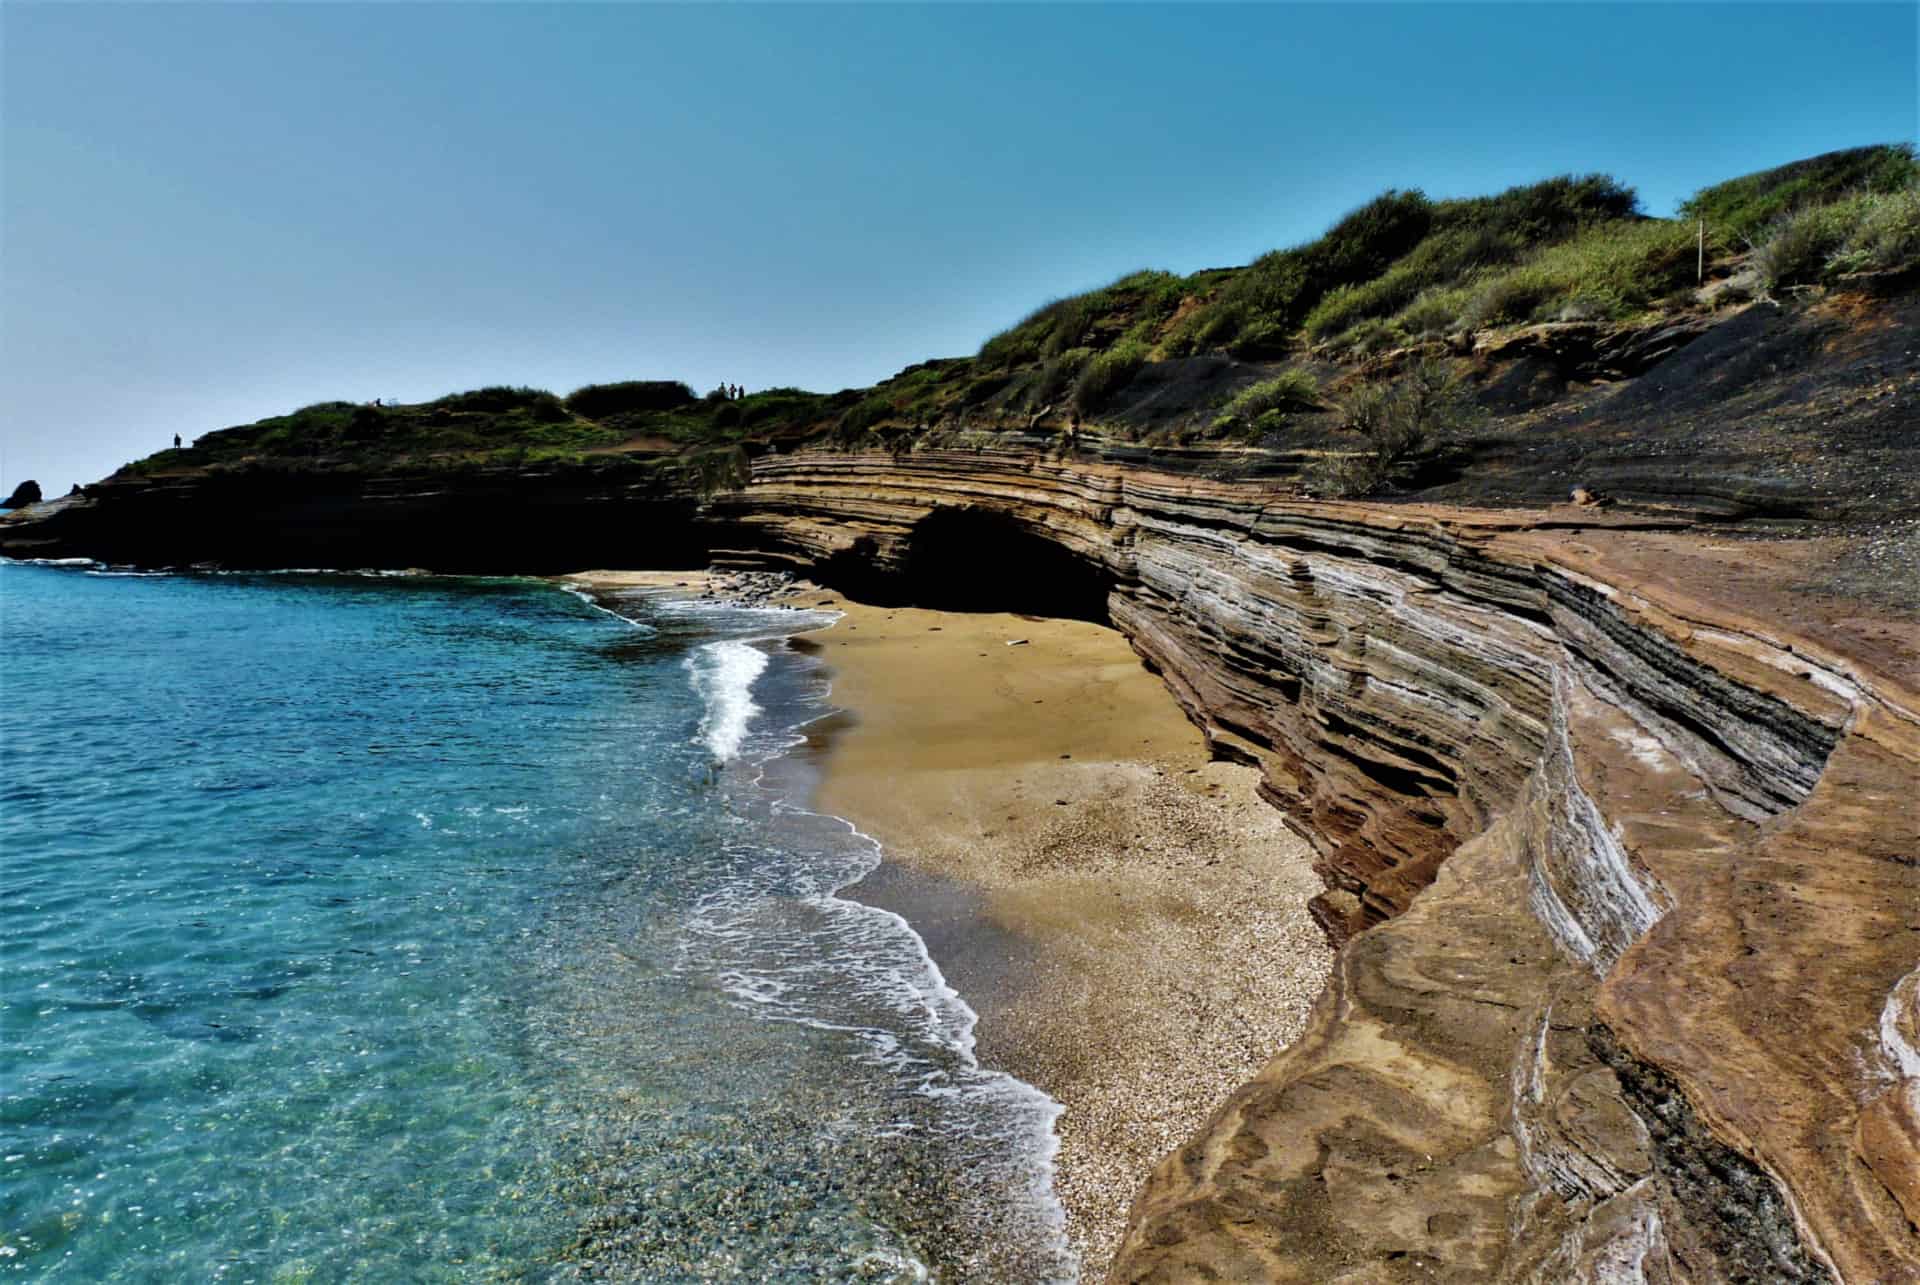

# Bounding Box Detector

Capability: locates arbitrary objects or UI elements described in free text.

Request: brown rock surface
[702,449,1919,1282]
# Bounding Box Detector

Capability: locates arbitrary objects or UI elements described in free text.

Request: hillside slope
[6,142,1913,533]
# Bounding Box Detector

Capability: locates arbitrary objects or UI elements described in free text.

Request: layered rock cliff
[5,443,1916,1281]
[695,449,1919,1282]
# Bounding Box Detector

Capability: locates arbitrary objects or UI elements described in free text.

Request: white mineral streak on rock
[1693,625,1868,707]
[1881,967,1920,1098]
[1523,1180,1673,1285]
[1507,983,1667,1276]
[1528,667,1670,974]
[1509,1002,1569,1197]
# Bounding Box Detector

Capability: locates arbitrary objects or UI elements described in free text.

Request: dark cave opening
[894,508,1114,625]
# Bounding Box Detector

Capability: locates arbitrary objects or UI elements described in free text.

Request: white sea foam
[669,627,1077,1281]
[680,802,1076,1279]
[556,582,660,635]
[687,640,770,762]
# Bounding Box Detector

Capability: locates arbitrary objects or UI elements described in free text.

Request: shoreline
[795,592,1334,1270]
[568,569,1334,1271]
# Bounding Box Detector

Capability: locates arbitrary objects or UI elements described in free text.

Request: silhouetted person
[173,434,181,448]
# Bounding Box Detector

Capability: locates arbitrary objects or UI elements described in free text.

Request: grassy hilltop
[119,143,1918,503]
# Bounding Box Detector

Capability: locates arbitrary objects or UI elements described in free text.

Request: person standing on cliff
[173,434,181,447]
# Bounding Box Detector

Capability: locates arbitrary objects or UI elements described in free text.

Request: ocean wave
[687,640,770,762]
[2,555,105,569]
[648,596,842,643]
[554,582,661,635]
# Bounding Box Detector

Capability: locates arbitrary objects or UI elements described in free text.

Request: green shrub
[961,373,1012,407]
[1166,189,1434,356]
[431,386,567,419]
[1439,173,1638,244]
[1752,207,1843,287]
[1071,340,1148,415]
[1308,359,1480,497]
[1460,275,1554,330]
[341,404,390,441]
[1162,299,1245,356]
[832,394,895,444]
[1827,187,1920,275]
[1454,220,1696,329]
[734,387,830,428]
[1031,347,1094,408]
[1111,269,1188,324]
[1752,187,1920,286]
[564,380,697,419]
[1359,317,1412,354]
[1309,189,1438,287]
[1226,317,1293,358]
[1681,143,1919,249]
[1397,284,1476,336]
[1226,371,1320,418]
[1306,278,1413,340]
[1298,175,1635,344]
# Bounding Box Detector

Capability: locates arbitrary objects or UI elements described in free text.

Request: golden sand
[792,590,1333,1271]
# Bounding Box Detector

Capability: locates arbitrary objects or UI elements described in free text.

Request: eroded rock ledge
[704,450,1920,1282]
[6,446,1916,1280]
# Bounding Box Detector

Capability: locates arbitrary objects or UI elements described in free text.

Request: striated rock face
[703,449,1920,1282]
[6,445,1916,1279]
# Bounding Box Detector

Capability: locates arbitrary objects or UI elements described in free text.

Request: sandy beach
[566,570,1334,1273]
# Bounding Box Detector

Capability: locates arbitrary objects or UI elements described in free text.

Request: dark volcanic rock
[0,460,713,573]
[4,479,41,509]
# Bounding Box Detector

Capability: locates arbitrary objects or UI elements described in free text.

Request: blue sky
[4,3,1915,492]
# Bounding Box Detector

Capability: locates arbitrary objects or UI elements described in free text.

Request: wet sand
[563,570,1335,1273]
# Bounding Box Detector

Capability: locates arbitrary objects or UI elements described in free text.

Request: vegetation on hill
[1749,179,1920,289]
[123,382,848,476]
[105,142,1920,501]
[1680,143,1918,250]
[1669,143,1920,292]
[971,175,1649,366]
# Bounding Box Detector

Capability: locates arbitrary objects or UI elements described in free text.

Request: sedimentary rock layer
[702,449,1920,1282]
[8,447,1917,1279]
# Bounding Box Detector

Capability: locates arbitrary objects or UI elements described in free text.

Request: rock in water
[3,479,41,509]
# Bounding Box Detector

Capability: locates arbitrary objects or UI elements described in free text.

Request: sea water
[0,562,1074,1282]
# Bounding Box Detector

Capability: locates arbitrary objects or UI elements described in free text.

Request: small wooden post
[1698,218,1706,283]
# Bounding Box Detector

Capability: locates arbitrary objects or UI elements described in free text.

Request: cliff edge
[5,144,1917,1281]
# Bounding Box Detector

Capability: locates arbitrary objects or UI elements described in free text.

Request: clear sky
[4,3,1915,493]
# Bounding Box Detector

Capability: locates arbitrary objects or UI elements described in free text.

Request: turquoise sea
[0,561,1073,1282]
